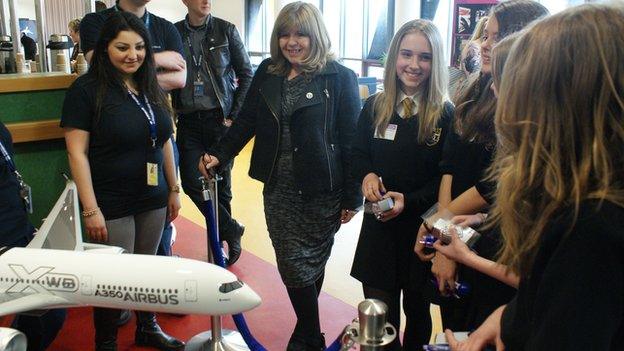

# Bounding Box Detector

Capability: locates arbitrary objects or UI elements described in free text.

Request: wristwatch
[169,185,181,193]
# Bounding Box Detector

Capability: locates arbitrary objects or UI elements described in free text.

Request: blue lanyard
[0,140,16,173]
[128,90,157,148]
[115,5,150,30]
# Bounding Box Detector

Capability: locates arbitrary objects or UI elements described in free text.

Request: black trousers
[177,110,237,239]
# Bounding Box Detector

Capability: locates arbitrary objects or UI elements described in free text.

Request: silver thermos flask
[46,34,73,74]
[0,35,16,74]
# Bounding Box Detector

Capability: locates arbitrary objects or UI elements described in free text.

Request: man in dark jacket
[174,0,253,266]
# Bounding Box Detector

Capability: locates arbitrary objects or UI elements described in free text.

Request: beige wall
[148,0,246,35]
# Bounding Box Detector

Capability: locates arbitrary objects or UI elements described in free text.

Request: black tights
[363,285,432,351]
[286,273,325,341]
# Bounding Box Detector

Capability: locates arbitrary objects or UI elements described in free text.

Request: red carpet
[42,216,357,350]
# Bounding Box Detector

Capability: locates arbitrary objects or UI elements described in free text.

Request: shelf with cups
[0,72,76,94]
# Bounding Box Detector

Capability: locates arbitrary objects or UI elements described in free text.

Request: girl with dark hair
[61,12,183,351]
[415,0,548,332]
[447,3,624,350]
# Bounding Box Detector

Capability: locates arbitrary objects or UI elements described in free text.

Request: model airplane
[0,180,261,322]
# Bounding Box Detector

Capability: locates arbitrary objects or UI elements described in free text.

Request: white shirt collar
[396,91,420,118]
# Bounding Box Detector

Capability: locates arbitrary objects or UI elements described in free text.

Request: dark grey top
[176,16,219,113]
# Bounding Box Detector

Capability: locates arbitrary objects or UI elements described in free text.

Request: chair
[357,76,377,105]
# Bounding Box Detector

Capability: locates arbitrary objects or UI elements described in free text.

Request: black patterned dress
[263,75,342,288]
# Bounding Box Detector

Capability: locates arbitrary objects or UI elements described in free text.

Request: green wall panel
[0,90,66,122]
[13,139,70,227]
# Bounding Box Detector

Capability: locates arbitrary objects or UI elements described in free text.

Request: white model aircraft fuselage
[0,247,260,316]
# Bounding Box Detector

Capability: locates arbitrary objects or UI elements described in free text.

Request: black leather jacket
[173,15,252,118]
[212,59,363,209]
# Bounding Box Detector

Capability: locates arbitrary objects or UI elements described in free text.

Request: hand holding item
[433,225,474,265]
[198,153,220,179]
[361,172,386,202]
[376,191,404,222]
[431,254,458,295]
[415,222,436,261]
[445,305,506,351]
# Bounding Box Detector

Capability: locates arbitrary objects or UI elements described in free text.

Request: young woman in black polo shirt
[61,12,183,351]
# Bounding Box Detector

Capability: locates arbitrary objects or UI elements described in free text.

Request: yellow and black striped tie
[402,97,415,118]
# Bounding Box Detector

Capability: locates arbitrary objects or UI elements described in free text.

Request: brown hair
[491,3,624,276]
[453,0,548,144]
[491,32,521,93]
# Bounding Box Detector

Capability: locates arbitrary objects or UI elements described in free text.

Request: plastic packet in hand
[363,198,394,218]
[420,203,481,247]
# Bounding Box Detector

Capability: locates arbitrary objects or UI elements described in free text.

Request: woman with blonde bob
[198,2,361,350]
[446,3,624,350]
[350,19,454,349]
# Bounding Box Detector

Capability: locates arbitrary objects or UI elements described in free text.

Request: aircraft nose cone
[218,280,261,313]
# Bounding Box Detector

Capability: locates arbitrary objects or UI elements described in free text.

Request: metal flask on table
[47,34,73,73]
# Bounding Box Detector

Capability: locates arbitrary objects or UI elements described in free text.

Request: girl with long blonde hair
[350,19,454,349]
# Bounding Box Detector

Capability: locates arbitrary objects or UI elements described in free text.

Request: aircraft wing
[0,294,73,316]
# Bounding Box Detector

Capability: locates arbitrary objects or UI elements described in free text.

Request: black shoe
[224,222,244,266]
[117,309,131,326]
[135,312,185,351]
[287,332,325,351]
[286,333,307,351]
[95,340,117,351]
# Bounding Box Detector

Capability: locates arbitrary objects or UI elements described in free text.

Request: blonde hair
[68,18,81,33]
[470,16,488,42]
[491,3,624,276]
[268,2,334,76]
[373,19,448,144]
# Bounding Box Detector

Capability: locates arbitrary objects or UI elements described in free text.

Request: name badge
[375,124,397,141]
[193,80,205,97]
[147,162,158,186]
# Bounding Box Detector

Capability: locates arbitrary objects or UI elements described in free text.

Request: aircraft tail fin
[27,180,84,251]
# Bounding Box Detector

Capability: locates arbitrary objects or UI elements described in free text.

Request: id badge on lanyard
[128,90,159,186]
[188,36,204,97]
[0,141,33,213]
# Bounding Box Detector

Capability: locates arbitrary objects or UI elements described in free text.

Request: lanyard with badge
[128,90,159,186]
[186,36,205,97]
[0,140,33,213]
